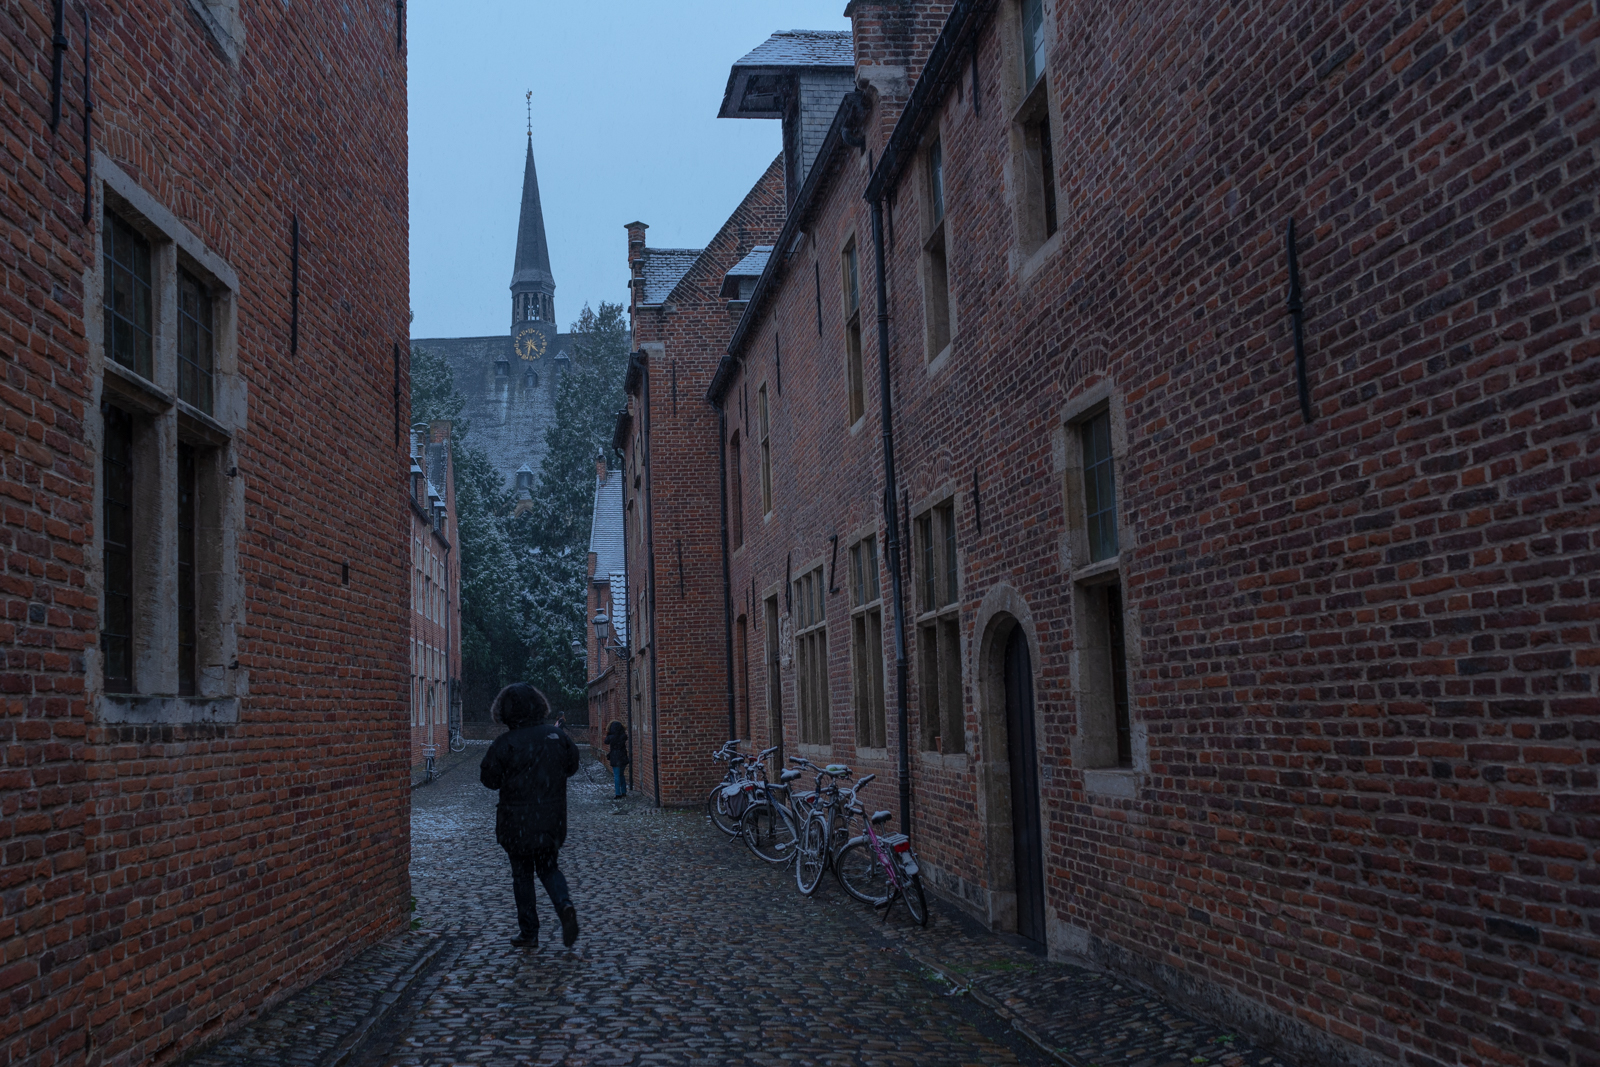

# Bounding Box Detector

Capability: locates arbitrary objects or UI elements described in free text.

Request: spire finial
[525,90,532,142]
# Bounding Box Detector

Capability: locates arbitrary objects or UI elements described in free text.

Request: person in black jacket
[604,721,629,798]
[479,683,581,949]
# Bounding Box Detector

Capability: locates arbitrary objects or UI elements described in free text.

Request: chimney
[595,450,608,481]
[625,221,648,308]
[845,0,954,111]
[429,419,452,444]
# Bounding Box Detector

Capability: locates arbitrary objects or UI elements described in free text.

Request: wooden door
[1004,628,1046,946]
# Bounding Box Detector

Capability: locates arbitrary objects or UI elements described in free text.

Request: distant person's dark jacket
[480,721,580,854]
[605,724,630,769]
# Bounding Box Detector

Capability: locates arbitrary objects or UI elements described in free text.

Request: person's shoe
[509,932,537,948]
[559,906,580,948]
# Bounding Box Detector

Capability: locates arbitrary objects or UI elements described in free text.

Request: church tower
[509,131,557,365]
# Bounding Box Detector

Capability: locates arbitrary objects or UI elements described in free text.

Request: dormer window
[515,466,535,491]
[495,358,510,377]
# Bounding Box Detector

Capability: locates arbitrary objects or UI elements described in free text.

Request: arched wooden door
[1004,627,1046,946]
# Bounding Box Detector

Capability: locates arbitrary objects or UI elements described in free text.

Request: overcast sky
[407,1,853,340]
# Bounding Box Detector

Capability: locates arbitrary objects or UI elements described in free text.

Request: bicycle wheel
[834,840,891,906]
[742,799,798,865]
[795,815,828,895]
[706,784,741,837]
[900,868,928,926]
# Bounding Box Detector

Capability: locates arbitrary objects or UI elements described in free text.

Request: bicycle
[704,740,753,837]
[739,753,805,864]
[793,760,855,896]
[832,774,928,926]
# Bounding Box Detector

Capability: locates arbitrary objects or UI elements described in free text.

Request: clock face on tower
[514,326,547,362]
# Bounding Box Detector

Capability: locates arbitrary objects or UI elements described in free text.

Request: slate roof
[720,246,774,298]
[734,30,853,68]
[606,571,627,647]
[720,30,855,119]
[510,141,554,290]
[589,469,624,577]
[635,248,702,305]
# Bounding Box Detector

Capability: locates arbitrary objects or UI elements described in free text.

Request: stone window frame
[792,560,831,749]
[763,593,784,761]
[1055,381,1146,795]
[912,493,965,757]
[185,0,244,64]
[840,234,866,427]
[757,382,774,517]
[89,156,246,725]
[919,125,957,368]
[847,525,888,756]
[729,429,744,550]
[999,0,1065,275]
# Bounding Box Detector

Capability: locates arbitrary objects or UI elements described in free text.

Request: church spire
[510,136,554,293]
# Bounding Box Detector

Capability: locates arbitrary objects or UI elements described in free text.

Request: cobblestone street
[193,747,1293,1067]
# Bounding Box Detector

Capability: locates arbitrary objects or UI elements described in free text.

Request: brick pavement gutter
[877,900,1295,1067]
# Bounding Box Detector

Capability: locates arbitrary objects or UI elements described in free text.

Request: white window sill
[1081,767,1138,798]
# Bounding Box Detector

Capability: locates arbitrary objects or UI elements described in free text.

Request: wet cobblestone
[199,747,1298,1067]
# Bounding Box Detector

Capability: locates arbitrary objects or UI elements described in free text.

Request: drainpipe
[871,198,912,836]
[641,354,662,807]
[717,401,737,743]
[619,446,635,793]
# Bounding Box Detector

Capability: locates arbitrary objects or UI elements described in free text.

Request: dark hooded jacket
[605,723,630,769]
[480,720,580,854]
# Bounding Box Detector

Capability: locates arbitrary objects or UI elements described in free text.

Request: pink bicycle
[832,774,928,926]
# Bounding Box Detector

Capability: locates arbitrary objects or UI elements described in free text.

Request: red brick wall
[704,2,1599,1065]
[0,3,411,1065]
[620,157,787,807]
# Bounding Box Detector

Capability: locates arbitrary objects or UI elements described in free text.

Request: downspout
[871,199,913,836]
[619,450,635,793]
[642,356,662,807]
[717,401,737,743]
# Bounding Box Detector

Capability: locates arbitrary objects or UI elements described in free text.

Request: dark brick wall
[620,157,787,808]
[0,2,411,1065]
[700,2,1598,1065]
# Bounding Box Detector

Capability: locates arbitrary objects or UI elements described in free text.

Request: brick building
[613,154,788,807]
[409,421,461,778]
[583,455,626,757]
[0,2,411,1065]
[638,2,1599,1065]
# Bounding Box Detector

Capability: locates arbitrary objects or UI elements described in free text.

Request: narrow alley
[190,748,1290,1067]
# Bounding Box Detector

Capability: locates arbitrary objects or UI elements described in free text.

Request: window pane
[1082,411,1118,561]
[178,269,216,414]
[1022,0,1046,88]
[178,445,198,695]
[919,623,939,750]
[1106,583,1132,767]
[929,140,945,222]
[941,504,957,607]
[104,213,153,379]
[940,616,964,753]
[867,608,885,748]
[102,406,135,693]
[918,517,934,611]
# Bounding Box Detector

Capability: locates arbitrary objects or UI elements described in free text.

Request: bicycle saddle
[824,764,850,776]
[871,810,892,824]
[780,769,802,783]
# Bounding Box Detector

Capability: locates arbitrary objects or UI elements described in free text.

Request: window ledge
[100,694,240,725]
[104,361,174,414]
[798,743,833,759]
[1019,227,1065,285]
[177,400,232,444]
[186,0,244,63]
[1073,555,1121,584]
[926,342,953,378]
[855,745,890,763]
[1081,767,1138,798]
[848,414,866,436]
[918,749,969,772]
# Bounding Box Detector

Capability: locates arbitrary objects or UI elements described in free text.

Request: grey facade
[413,136,571,488]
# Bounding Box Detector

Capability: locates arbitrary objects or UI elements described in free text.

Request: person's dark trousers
[508,848,572,937]
[612,766,626,797]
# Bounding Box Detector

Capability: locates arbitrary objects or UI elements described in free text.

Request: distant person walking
[480,683,581,949]
[604,721,630,798]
